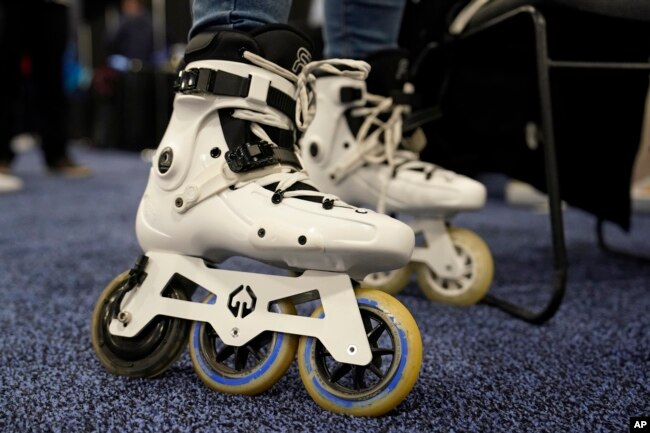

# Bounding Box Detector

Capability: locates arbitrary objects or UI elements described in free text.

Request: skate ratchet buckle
[225,142,301,173]
[174,69,200,93]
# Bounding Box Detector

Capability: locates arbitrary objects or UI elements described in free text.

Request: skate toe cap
[454,176,487,210]
[420,173,486,210]
[339,213,415,279]
[387,169,487,213]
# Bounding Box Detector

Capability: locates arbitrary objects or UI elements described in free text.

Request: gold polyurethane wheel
[189,295,298,396]
[297,288,422,416]
[91,270,191,378]
[361,265,412,295]
[415,227,494,306]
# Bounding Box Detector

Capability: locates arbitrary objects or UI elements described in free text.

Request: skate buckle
[174,69,199,93]
[225,142,277,173]
[246,74,270,107]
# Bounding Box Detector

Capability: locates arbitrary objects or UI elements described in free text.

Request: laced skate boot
[93,28,423,416]
[301,49,494,305]
[135,27,415,280]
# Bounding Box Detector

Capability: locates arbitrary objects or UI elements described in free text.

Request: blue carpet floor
[1,147,649,432]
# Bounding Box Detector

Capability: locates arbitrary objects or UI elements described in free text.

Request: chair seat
[468,0,541,28]
[424,1,650,229]
[547,0,650,22]
[467,0,650,30]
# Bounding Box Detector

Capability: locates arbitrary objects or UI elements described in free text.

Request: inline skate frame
[91,26,422,417]
[301,50,494,306]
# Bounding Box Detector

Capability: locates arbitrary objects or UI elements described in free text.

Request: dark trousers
[0,0,69,166]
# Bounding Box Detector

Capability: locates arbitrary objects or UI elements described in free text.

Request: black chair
[409,0,650,323]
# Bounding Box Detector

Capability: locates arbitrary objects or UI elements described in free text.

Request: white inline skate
[301,50,494,306]
[91,26,422,417]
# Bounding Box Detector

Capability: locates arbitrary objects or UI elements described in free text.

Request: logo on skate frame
[228,285,257,318]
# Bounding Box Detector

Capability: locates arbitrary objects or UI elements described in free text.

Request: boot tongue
[250,25,314,74]
[364,49,410,96]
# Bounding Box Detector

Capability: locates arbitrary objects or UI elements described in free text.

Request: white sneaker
[632,177,650,214]
[0,171,23,193]
[505,179,567,212]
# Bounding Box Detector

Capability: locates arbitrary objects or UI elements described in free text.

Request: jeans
[189,0,406,59]
[323,0,406,59]
[190,0,292,37]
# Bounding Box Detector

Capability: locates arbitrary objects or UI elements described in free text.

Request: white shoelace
[231,51,370,207]
[242,52,371,131]
[337,93,435,213]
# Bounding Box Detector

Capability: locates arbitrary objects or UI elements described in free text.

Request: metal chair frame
[458,5,650,324]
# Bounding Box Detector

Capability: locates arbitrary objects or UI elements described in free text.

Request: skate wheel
[189,295,298,395]
[297,288,422,416]
[361,265,412,295]
[91,270,191,378]
[415,227,494,306]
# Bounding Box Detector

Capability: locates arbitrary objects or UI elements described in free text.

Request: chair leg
[479,9,568,324]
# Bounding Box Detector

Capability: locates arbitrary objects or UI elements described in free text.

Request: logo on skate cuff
[292,47,312,73]
[228,285,257,318]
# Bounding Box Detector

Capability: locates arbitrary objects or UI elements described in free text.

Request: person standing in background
[0,0,91,193]
[107,0,154,63]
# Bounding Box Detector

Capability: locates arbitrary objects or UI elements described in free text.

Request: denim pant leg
[190,0,292,38]
[323,0,407,59]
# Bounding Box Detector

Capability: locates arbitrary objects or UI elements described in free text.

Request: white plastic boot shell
[136,60,414,281]
[301,75,486,217]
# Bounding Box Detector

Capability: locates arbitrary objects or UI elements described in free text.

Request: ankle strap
[174,68,296,120]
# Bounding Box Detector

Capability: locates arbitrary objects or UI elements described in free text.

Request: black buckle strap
[268,87,296,120]
[174,68,252,97]
[174,68,296,119]
[225,141,302,173]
